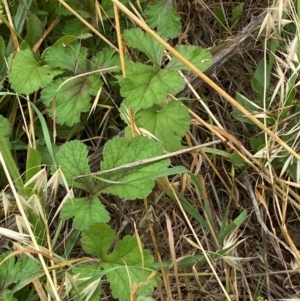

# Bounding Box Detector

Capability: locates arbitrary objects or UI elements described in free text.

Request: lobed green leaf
[81,223,157,301]
[45,42,88,74]
[41,74,102,126]
[60,197,110,230]
[145,0,181,38]
[8,49,62,95]
[119,62,184,110]
[123,28,164,66]
[99,136,170,200]
[55,140,94,191]
[135,100,191,151]
[0,253,40,291]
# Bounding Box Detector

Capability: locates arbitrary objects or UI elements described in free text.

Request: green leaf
[231,3,245,30]
[119,63,184,110]
[81,223,157,301]
[104,236,156,300]
[0,115,11,138]
[55,140,95,191]
[135,100,191,151]
[0,252,40,291]
[251,59,270,100]
[99,136,170,200]
[229,152,245,167]
[41,74,102,126]
[145,0,181,38]
[25,11,43,47]
[45,42,88,73]
[123,28,164,66]
[213,7,226,26]
[81,222,115,257]
[60,197,110,230]
[91,48,120,72]
[166,45,212,71]
[8,49,62,95]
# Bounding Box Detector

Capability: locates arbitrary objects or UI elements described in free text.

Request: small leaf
[41,74,102,126]
[91,48,120,72]
[145,0,181,38]
[231,3,245,30]
[135,100,191,151]
[166,45,212,71]
[213,7,226,26]
[45,42,88,73]
[60,197,110,230]
[81,223,157,301]
[55,140,94,191]
[229,152,245,167]
[119,62,184,110]
[99,136,170,200]
[123,28,164,66]
[8,49,62,94]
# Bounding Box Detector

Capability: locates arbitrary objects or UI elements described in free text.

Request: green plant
[0,0,215,300]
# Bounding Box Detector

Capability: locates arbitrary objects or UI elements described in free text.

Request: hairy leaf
[41,74,102,126]
[0,252,40,291]
[99,136,170,200]
[123,28,164,66]
[145,0,181,38]
[119,62,184,110]
[55,140,94,191]
[45,42,88,74]
[81,223,157,301]
[135,100,191,151]
[81,222,115,257]
[60,197,110,230]
[8,49,62,94]
[91,48,120,72]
